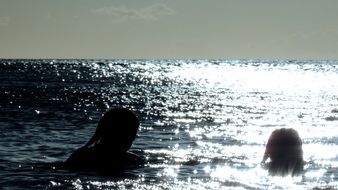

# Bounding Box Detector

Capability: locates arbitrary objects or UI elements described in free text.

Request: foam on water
[0,59,337,189]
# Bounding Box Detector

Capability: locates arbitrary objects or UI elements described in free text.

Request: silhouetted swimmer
[64,108,145,172]
[261,128,304,176]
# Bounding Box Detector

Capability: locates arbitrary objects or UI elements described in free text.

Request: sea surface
[0,59,337,189]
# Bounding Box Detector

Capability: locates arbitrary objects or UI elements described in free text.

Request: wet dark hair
[262,128,304,176]
[84,107,140,152]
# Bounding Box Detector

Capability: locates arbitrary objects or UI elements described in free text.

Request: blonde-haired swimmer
[262,128,304,176]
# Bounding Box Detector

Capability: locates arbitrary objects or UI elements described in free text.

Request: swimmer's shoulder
[64,146,96,170]
[64,147,145,171]
[123,151,146,166]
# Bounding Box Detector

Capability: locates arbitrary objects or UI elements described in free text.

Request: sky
[0,0,338,59]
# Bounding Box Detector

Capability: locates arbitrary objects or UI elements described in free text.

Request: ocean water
[0,59,337,189]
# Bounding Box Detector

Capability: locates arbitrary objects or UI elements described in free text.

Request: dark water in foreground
[0,59,337,189]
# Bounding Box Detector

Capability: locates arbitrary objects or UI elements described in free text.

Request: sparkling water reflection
[0,59,337,189]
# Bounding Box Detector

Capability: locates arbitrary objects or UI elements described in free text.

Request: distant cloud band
[0,16,10,26]
[91,4,175,22]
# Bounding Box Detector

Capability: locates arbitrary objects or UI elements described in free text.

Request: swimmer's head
[262,128,304,176]
[87,108,140,152]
